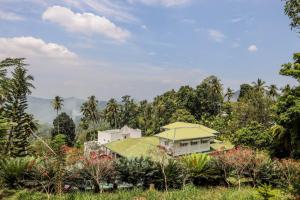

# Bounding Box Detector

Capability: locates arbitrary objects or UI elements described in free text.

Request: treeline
[75,54,299,159]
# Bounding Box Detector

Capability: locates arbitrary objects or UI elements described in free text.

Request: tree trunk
[5,126,14,155]
[57,110,60,134]
[161,165,168,192]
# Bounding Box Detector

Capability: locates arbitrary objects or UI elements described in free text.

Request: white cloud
[141,24,148,30]
[82,0,138,23]
[42,6,131,42]
[208,29,226,42]
[248,45,258,52]
[231,17,243,23]
[128,0,190,7]
[0,36,76,59]
[0,10,24,21]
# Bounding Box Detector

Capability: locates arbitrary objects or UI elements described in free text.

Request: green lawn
[2,186,291,200]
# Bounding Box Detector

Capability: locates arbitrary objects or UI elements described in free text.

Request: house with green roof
[99,122,233,158]
[155,122,219,156]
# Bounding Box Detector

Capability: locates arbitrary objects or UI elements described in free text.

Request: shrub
[180,153,210,185]
[83,155,116,193]
[115,157,159,188]
[257,184,275,200]
[0,157,35,189]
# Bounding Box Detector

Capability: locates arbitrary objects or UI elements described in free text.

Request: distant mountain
[27,96,107,125]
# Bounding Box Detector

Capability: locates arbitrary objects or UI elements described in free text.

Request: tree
[267,84,279,101]
[284,0,300,33]
[252,78,266,93]
[119,95,138,128]
[224,87,234,102]
[81,96,100,140]
[136,100,153,135]
[238,84,253,101]
[83,155,115,193]
[195,76,223,119]
[104,98,120,128]
[273,53,300,158]
[232,87,273,129]
[213,147,255,190]
[176,85,197,115]
[233,121,273,150]
[3,58,37,157]
[170,109,196,123]
[51,96,64,134]
[52,112,75,146]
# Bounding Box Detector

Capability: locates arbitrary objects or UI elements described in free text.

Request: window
[201,139,209,144]
[180,142,188,147]
[191,141,198,146]
[164,141,169,146]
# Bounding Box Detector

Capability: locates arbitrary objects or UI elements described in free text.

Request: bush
[180,153,211,185]
[115,157,186,190]
[0,157,35,189]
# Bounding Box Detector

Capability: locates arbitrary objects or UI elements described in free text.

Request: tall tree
[119,95,138,128]
[3,58,37,157]
[52,112,75,146]
[272,53,300,158]
[238,84,253,101]
[51,96,64,134]
[284,0,300,33]
[224,87,234,102]
[252,78,266,93]
[104,98,120,128]
[136,100,153,135]
[81,95,100,140]
[267,84,279,101]
[195,75,223,119]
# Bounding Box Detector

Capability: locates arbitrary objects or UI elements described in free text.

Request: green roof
[104,137,159,158]
[155,127,217,141]
[162,122,201,129]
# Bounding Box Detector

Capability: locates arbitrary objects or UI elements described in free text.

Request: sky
[0,0,299,101]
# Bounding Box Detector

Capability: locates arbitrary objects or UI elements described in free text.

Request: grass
[2,185,291,200]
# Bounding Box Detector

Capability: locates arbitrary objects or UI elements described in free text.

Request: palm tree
[52,96,64,134]
[104,98,119,128]
[252,78,266,93]
[81,96,99,139]
[267,84,279,100]
[224,87,234,102]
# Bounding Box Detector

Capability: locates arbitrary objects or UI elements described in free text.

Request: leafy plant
[0,157,35,188]
[257,184,275,200]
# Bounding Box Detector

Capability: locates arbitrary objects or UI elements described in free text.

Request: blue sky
[0,0,299,100]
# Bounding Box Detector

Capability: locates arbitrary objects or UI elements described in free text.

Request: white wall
[98,131,112,145]
[129,129,142,138]
[97,126,142,145]
[158,138,212,156]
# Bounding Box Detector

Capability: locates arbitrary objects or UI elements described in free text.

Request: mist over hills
[27,96,107,125]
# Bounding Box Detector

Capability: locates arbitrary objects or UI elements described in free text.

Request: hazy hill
[27,96,107,125]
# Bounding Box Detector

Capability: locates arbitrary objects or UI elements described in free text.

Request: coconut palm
[267,84,279,100]
[81,96,99,139]
[104,98,119,128]
[252,78,266,93]
[52,96,64,134]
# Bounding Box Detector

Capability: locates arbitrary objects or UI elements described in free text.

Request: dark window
[180,143,188,147]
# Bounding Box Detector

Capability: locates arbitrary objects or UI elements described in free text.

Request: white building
[155,122,218,156]
[97,125,142,145]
